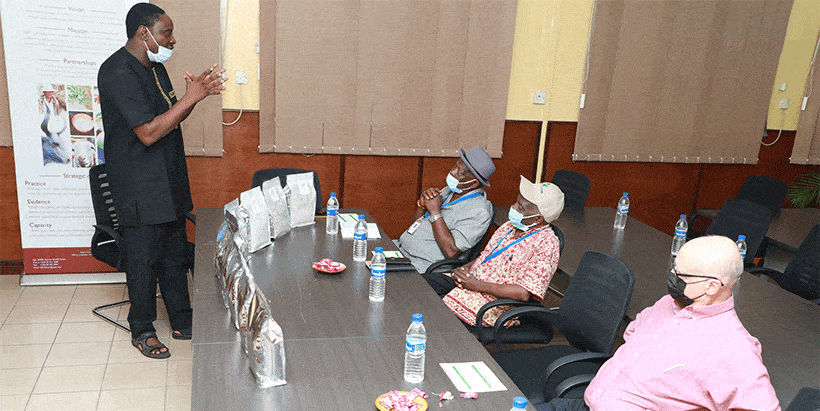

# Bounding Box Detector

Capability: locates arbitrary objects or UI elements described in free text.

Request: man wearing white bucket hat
[424,176,564,328]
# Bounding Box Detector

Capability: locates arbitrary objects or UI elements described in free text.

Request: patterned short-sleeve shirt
[443,221,560,327]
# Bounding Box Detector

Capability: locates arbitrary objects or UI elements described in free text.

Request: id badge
[407,218,423,234]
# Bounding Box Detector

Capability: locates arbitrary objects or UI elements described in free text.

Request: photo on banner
[1,0,138,276]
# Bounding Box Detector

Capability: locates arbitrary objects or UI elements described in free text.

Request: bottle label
[406,340,425,353]
[674,228,687,237]
[327,209,338,216]
[371,268,386,278]
[617,205,629,215]
[354,232,367,241]
[739,252,746,259]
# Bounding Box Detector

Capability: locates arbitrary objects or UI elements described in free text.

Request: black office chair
[551,170,590,209]
[89,164,195,332]
[690,175,786,228]
[785,386,820,411]
[422,203,498,277]
[467,224,566,346]
[698,199,772,268]
[251,168,324,214]
[490,251,635,407]
[749,224,820,304]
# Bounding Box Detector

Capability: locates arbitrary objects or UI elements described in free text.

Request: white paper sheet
[340,220,381,239]
[439,361,507,393]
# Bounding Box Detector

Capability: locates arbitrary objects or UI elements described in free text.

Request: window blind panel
[259,0,276,153]
[575,0,792,164]
[154,0,223,157]
[0,19,11,147]
[265,0,515,158]
[793,50,820,165]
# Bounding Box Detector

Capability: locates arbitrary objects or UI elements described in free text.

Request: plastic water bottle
[353,214,367,261]
[369,247,386,301]
[671,214,688,256]
[404,313,426,383]
[614,192,629,229]
[736,235,747,261]
[510,396,528,411]
[325,192,339,234]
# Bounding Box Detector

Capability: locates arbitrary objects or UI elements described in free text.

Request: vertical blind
[575,0,793,164]
[258,0,517,158]
[155,0,223,157]
[793,43,820,165]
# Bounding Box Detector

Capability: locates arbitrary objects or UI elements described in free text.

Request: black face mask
[666,274,700,307]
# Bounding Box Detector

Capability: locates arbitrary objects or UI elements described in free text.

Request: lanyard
[423,191,483,218]
[481,228,545,265]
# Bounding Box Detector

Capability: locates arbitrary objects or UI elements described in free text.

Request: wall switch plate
[236,70,249,84]
[779,98,789,109]
[255,43,260,54]
[779,83,787,91]
[533,92,546,105]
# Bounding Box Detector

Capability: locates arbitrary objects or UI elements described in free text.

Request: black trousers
[422,271,457,298]
[122,217,192,339]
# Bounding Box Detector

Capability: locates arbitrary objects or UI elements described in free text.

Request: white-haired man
[423,176,564,329]
[544,235,780,411]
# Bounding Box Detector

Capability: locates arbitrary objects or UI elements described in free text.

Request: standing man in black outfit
[98,3,225,359]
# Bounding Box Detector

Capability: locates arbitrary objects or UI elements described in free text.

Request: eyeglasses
[671,267,724,287]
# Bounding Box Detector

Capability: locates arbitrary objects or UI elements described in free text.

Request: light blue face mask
[144,30,173,64]
[446,173,476,194]
[508,207,540,231]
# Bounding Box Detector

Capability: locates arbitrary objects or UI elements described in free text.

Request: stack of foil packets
[214,208,286,388]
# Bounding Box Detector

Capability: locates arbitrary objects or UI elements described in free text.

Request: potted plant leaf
[786,173,820,208]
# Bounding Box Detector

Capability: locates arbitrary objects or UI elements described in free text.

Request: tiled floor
[0,276,191,411]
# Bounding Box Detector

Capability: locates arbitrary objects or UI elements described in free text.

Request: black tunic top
[98,47,192,227]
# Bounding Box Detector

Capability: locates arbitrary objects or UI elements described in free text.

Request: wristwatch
[428,214,443,224]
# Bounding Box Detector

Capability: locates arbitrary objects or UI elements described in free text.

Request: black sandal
[172,327,192,340]
[132,331,171,359]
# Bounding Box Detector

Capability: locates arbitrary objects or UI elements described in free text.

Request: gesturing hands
[183,63,227,102]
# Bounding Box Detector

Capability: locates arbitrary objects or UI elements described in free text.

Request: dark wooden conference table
[549,206,820,406]
[191,208,535,410]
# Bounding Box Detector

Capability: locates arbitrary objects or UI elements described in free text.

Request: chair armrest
[544,352,611,383]
[490,304,560,349]
[555,374,597,399]
[688,208,718,225]
[423,258,468,276]
[475,298,541,330]
[184,212,196,224]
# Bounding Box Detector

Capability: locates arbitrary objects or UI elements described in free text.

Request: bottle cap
[738,235,746,240]
[680,214,686,219]
[513,396,527,408]
[375,247,383,253]
[358,214,366,220]
[412,313,423,322]
[623,192,629,196]
[330,192,337,197]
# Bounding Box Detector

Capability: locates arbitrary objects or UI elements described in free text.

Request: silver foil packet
[249,295,286,388]
[261,177,291,239]
[240,187,272,253]
[228,263,249,331]
[221,241,244,310]
[241,286,261,355]
[285,172,316,228]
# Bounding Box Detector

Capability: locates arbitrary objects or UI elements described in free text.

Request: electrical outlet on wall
[533,92,546,105]
[779,98,789,109]
[236,70,249,84]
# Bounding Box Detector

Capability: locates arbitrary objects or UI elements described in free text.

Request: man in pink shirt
[543,235,780,411]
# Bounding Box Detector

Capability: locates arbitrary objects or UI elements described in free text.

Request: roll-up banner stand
[2,0,138,285]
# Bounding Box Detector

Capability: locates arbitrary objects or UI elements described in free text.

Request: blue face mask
[508,207,540,231]
[446,173,476,194]
[144,30,173,64]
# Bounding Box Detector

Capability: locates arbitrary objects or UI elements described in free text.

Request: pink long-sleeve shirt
[585,295,781,411]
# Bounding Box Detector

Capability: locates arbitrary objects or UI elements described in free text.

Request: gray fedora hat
[458,146,496,187]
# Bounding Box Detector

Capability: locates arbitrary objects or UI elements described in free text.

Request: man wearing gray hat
[395,146,496,274]
[424,176,564,328]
